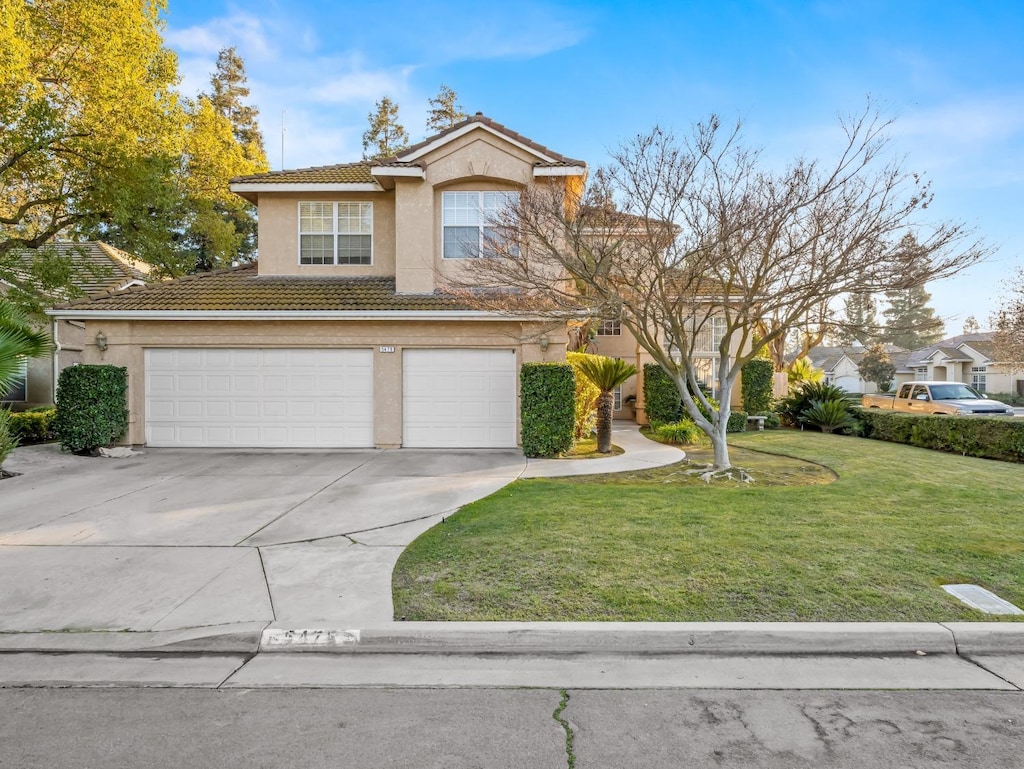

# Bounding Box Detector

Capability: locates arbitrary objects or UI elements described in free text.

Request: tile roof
[390,113,585,167]
[231,162,375,185]
[10,242,150,296]
[232,114,585,187]
[904,333,997,365]
[53,263,475,312]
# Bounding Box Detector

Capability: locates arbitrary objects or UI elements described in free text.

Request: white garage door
[145,348,373,447]
[403,349,517,448]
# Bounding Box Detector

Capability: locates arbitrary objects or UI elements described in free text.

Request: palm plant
[800,399,859,434]
[1,301,53,471]
[574,355,637,453]
[1,300,53,398]
[787,356,824,388]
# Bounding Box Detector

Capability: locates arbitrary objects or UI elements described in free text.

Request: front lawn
[392,432,1024,622]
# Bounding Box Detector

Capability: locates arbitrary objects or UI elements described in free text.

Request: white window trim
[441,191,518,259]
[2,357,28,403]
[597,320,621,336]
[297,201,373,266]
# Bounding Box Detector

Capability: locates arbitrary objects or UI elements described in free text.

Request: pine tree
[834,292,879,346]
[204,47,266,163]
[962,315,980,334]
[882,284,945,350]
[426,85,468,133]
[181,48,268,269]
[362,97,409,160]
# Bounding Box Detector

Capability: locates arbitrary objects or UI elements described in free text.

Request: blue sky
[162,0,1024,332]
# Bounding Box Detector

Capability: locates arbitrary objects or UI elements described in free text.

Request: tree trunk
[710,419,731,470]
[596,391,614,453]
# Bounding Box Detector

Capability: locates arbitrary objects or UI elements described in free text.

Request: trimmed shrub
[520,362,575,458]
[55,365,129,454]
[643,363,682,425]
[566,352,601,441]
[8,407,56,444]
[655,419,708,445]
[753,411,782,430]
[989,392,1024,407]
[726,410,748,433]
[856,409,1024,462]
[0,409,17,469]
[741,358,774,415]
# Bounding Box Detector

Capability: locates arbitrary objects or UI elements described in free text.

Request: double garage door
[145,348,516,448]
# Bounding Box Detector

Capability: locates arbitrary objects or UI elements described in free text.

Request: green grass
[392,431,1024,622]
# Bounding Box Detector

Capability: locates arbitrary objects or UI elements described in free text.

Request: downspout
[51,317,60,404]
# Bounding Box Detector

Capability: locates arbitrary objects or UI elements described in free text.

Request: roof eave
[534,165,587,177]
[229,182,385,195]
[45,308,553,322]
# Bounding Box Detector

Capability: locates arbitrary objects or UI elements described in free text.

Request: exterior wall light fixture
[95,331,108,352]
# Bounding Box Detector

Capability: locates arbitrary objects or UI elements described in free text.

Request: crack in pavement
[553,689,576,769]
[233,455,380,547]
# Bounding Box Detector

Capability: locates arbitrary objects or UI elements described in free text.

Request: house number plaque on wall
[378,346,396,353]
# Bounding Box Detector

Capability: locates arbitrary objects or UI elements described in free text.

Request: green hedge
[520,362,575,458]
[726,410,748,433]
[55,365,129,454]
[856,409,1024,462]
[741,359,774,415]
[643,364,683,424]
[8,407,56,444]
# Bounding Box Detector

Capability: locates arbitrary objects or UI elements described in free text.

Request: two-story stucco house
[47,115,584,449]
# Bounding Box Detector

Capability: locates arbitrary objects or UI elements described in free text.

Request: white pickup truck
[861,381,1015,416]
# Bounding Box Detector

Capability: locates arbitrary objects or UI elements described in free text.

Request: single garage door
[403,348,517,448]
[145,348,373,447]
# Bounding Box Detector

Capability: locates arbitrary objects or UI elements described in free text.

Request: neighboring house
[805,345,909,394]
[48,115,586,448]
[895,333,1022,395]
[2,242,150,410]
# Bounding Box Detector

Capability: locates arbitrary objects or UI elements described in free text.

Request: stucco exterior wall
[78,318,564,447]
[255,191,397,278]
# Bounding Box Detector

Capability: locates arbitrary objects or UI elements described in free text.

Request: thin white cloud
[893,97,1024,146]
[164,10,278,61]
[310,66,415,105]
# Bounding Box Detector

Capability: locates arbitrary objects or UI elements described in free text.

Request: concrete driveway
[0,427,683,639]
[0,445,528,633]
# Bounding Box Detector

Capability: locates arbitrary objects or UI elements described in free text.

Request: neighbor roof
[51,263,474,312]
[904,333,998,366]
[9,241,150,296]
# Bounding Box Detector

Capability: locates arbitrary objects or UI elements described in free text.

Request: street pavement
[3,687,1023,768]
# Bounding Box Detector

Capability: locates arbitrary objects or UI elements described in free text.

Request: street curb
[258,621,968,655]
[0,622,267,654]
[3,622,1023,658]
[942,622,1024,655]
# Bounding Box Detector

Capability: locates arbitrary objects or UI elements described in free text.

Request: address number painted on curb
[261,629,361,647]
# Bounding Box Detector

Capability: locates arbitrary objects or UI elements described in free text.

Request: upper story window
[299,202,372,265]
[1,358,27,403]
[442,191,519,259]
[597,320,621,336]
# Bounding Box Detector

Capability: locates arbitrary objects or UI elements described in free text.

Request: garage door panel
[146,348,373,448]
[403,349,517,448]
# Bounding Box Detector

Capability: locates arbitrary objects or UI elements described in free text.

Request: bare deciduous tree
[447,106,986,471]
[991,268,1024,372]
